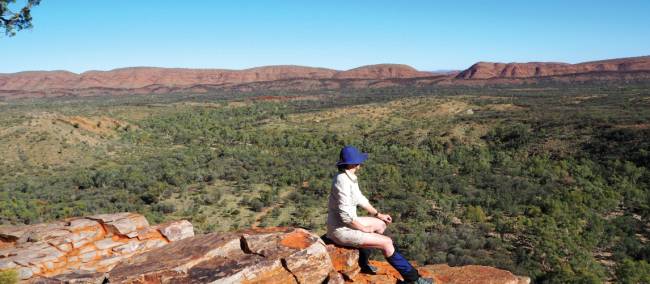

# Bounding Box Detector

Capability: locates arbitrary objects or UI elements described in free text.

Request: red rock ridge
[456,56,650,79]
[0,64,435,92]
[333,64,434,79]
[0,66,339,91]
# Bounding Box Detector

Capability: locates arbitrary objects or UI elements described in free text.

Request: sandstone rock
[107,227,332,283]
[326,270,345,284]
[350,260,531,284]
[0,213,192,282]
[0,259,17,270]
[420,264,531,284]
[157,220,194,242]
[67,218,101,231]
[325,244,360,279]
[94,238,123,250]
[282,237,332,283]
[89,213,149,236]
[1,214,532,284]
[112,241,140,255]
[30,270,107,284]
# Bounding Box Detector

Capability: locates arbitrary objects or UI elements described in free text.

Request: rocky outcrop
[104,227,332,284]
[0,213,193,282]
[456,56,650,79]
[1,213,531,283]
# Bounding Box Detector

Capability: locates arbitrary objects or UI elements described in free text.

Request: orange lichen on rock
[350,260,404,284]
[4,215,531,284]
[279,229,313,250]
[325,244,360,279]
[421,264,530,284]
[107,227,332,283]
[0,213,193,282]
[349,261,531,284]
[0,239,14,249]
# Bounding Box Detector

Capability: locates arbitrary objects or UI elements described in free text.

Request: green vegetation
[0,269,18,284]
[1,82,650,283]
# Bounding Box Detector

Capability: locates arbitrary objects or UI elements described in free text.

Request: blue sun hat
[336,145,369,166]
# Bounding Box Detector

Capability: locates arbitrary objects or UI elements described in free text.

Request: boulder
[325,244,360,280]
[107,227,333,283]
[88,213,149,236]
[157,220,194,242]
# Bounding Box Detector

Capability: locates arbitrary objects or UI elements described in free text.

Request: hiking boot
[398,276,434,284]
[358,248,378,274]
[360,264,378,274]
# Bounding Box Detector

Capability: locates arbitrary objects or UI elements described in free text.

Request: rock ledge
[1,214,530,283]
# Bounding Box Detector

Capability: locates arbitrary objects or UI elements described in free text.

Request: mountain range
[1,56,649,98]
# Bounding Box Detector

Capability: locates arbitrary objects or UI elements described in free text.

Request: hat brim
[336,153,368,166]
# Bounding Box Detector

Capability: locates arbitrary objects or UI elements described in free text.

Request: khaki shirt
[327,170,370,234]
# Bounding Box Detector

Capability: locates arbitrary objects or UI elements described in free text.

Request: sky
[2,0,650,73]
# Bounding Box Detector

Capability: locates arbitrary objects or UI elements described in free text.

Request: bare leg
[356,216,387,234]
[358,232,395,257]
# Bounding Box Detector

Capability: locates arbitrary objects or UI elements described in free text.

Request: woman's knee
[359,217,387,234]
[380,236,395,256]
[379,236,393,250]
[378,221,387,233]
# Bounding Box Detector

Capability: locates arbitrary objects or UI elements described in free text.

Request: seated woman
[326,145,433,284]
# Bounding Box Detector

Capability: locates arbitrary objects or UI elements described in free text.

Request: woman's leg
[356,216,387,234]
[358,232,394,257]
[359,233,430,283]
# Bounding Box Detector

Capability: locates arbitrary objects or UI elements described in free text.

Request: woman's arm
[334,176,371,230]
[348,219,374,233]
[359,202,379,216]
[360,203,392,224]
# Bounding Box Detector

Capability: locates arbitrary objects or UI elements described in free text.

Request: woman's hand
[377,213,392,224]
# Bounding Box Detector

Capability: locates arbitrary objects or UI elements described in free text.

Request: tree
[1,0,41,36]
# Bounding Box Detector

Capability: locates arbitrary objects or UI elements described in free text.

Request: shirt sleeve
[334,176,356,224]
[355,188,371,208]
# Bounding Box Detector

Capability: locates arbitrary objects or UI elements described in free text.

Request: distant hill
[455,56,650,79]
[332,64,433,79]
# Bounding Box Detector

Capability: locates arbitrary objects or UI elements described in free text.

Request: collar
[344,169,358,183]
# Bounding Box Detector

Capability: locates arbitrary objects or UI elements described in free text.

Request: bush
[616,258,650,284]
[0,269,18,284]
[465,205,487,223]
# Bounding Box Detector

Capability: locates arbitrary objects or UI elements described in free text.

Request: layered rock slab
[106,227,333,283]
[0,213,193,282]
[2,213,534,284]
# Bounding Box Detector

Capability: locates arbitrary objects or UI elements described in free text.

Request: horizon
[2,1,650,73]
[3,55,650,75]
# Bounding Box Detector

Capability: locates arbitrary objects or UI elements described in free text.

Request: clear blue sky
[2,0,649,73]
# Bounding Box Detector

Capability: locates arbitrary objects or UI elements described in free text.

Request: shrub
[0,269,18,284]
